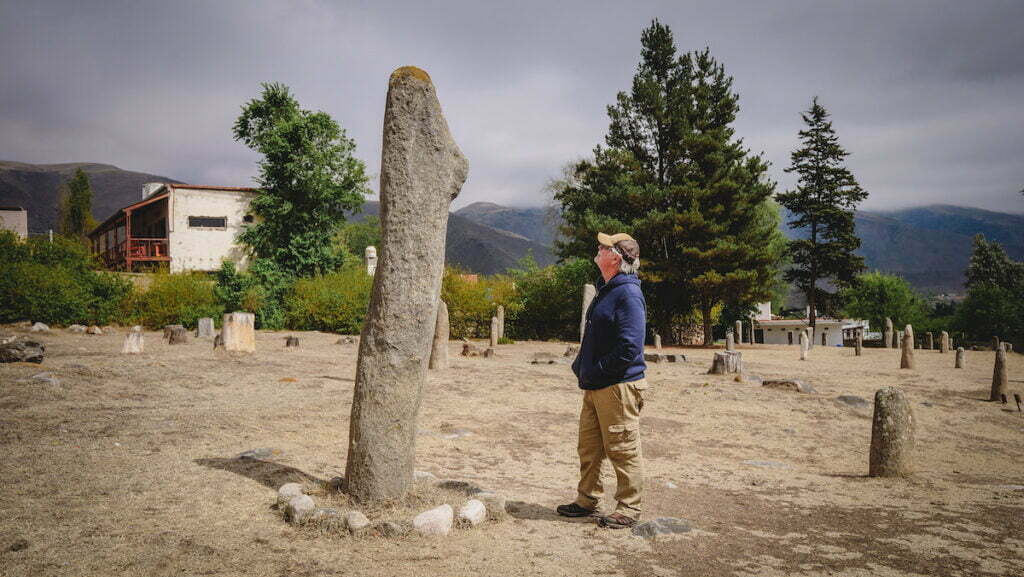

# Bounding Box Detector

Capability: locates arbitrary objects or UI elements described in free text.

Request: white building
[89,183,257,272]
[0,206,28,238]
[751,302,868,347]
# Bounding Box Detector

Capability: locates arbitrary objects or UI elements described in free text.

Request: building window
[188,216,227,229]
[243,214,254,223]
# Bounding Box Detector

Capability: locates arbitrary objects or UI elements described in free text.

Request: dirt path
[1,327,1022,576]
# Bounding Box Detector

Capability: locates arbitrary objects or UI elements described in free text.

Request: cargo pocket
[607,422,639,453]
[628,380,648,412]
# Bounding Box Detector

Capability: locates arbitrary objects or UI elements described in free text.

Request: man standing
[558,232,647,529]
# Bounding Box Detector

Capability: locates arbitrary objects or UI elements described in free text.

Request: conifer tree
[556,20,784,344]
[777,98,867,333]
[58,168,97,241]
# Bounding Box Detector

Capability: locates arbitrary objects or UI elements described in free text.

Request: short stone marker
[726,331,735,352]
[121,326,144,354]
[708,351,742,374]
[483,347,495,358]
[489,316,499,348]
[163,325,183,339]
[654,333,662,350]
[855,329,863,356]
[168,326,189,345]
[799,330,809,361]
[413,504,454,536]
[939,331,949,353]
[196,317,214,338]
[213,333,223,349]
[429,299,449,370]
[991,347,1008,402]
[735,320,743,345]
[955,347,965,369]
[496,305,505,341]
[365,245,378,276]
[869,387,915,477]
[925,331,933,350]
[900,325,915,369]
[884,317,893,348]
[222,312,256,353]
[285,336,299,348]
[631,517,692,539]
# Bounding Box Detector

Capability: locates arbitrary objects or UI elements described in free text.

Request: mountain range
[2,160,1022,291]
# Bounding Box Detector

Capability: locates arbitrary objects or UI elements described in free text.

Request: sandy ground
[1,327,1022,577]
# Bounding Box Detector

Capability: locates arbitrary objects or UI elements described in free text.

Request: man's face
[594,244,618,268]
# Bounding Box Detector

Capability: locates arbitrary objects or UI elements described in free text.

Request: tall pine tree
[556,21,784,344]
[58,168,97,241]
[777,97,867,334]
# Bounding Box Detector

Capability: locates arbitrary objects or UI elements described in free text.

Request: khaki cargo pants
[574,378,647,520]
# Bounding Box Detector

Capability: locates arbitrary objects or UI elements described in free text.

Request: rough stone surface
[708,351,742,374]
[285,495,316,525]
[726,332,735,351]
[222,312,256,353]
[86,325,103,335]
[67,324,87,333]
[365,245,378,276]
[121,326,144,354]
[482,347,495,358]
[900,325,915,369]
[939,331,950,354]
[837,395,871,409]
[884,317,894,348]
[799,330,808,361]
[925,331,934,350]
[762,379,816,394]
[653,333,662,350]
[374,521,411,537]
[474,492,507,520]
[991,348,1008,402]
[496,305,504,341]
[955,347,965,369]
[413,504,454,536]
[277,483,303,508]
[163,325,183,339]
[345,67,468,503]
[30,322,49,333]
[196,317,214,338]
[285,336,299,348]
[168,326,189,345]
[869,387,915,477]
[461,342,482,357]
[0,340,44,363]
[489,316,499,348]
[344,511,371,534]
[631,517,693,538]
[311,508,344,532]
[429,299,449,370]
[457,499,486,527]
[580,284,596,342]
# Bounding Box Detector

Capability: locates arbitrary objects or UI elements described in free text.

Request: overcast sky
[2,1,1022,213]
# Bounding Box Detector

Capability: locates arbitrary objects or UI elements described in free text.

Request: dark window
[188,216,227,228]
[243,214,254,223]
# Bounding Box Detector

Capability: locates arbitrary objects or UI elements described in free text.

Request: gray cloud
[1,0,1022,213]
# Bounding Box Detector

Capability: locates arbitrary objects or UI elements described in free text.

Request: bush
[124,272,222,329]
[507,257,593,341]
[284,265,373,333]
[441,267,519,339]
[214,259,292,330]
[0,231,132,325]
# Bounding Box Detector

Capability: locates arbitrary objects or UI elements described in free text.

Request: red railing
[98,238,169,269]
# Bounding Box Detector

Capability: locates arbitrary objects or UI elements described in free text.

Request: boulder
[461,342,482,357]
[67,324,87,333]
[29,322,49,333]
[762,379,816,394]
[457,499,486,527]
[413,504,454,536]
[344,511,371,534]
[0,340,44,363]
[86,325,103,335]
[284,495,316,525]
[277,483,303,509]
[311,508,345,532]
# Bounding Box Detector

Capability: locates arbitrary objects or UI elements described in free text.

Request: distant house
[0,206,28,238]
[752,302,868,347]
[88,183,257,272]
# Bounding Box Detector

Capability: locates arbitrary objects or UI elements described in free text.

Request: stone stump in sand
[939,331,950,354]
[708,351,743,375]
[925,332,933,350]
[121,326,144,354]
[496,305,504,341]
[900,325,915,369]
[429,300,449,370]
[168,326,189,345]
[285,336,300,348]
[869,387,915,477]
[196,317,214,338]
[884,317,894,349]
[222,312,256,353]
[955,347,965,369]
[345,66,468,503]
[163,324,183,339]
[991,347,1008,402]
[580,284,596,342]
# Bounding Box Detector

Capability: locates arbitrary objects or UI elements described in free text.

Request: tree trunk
[701,303,714,347]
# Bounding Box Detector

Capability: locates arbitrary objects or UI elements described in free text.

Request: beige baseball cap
[597,232,639,263]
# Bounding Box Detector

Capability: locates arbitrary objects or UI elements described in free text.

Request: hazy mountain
[454,202,559,247]
[0,160,182,234]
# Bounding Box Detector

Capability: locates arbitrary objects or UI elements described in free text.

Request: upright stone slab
[938,331,949,353]
[726,332,735,351]
[925,332,933,350]
[429,300,449,370]
[734,321,743,345]
[855,330,863,356]
[955,347,965,369]
[749,321,755,344]
[580,284,596,342]
[168,326,189,345]
[654,333,662,350]
[496,305,504,341]
[121,326,144,354]
[708,351,742,374]
[222,311,256,353]
[196,317,214,338]
[345,67,468,503]
[991,348,1008,402]
[799,330,808,361]
[869,387,915,477]
[900,325,915,369]
[884,317,894,349]
[365,246,378,276]
[489,316,499,348]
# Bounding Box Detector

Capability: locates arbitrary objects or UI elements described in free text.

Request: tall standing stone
[654,333,662,350]
[734,321,743,345]
[939,331,949,354]
[428,300,449,370]
[991,347,1008,402]
[726,332,735,351]
[345,67,468,503]
[900,325,915,369]
[869,387,915,477]
[799,330,808,361]
[121,326,144,354]
[749,321,755,344]
[496,305,504,341]
[580,284,596,343]
[955,347,965,369]
[222,312,256,352]
[855,329,863,356]
[884,317,893,349]
[365,246,378,276]
[196,317,214,338]
[925,332,933,350]
[489,316,499,348]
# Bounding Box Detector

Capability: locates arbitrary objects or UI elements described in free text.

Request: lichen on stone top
[391,66,432,83]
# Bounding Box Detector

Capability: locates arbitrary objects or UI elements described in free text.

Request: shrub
[284,265,373,333]
[124,272,222,329]
[214,259,292,330]
[507,257,593,341]
[441,267,519,339]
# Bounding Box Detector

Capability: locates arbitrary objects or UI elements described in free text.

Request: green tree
[965,234,1024,292]
[955,235,1024,346]
[233,82,370,277]
[508,256,594,341]
[58,168,97,241]
[335,216,382,265]
[841,271,926,331]
[777,97,868,334]
[555,21,784,344]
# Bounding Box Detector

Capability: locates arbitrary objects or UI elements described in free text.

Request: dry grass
[1,326,1023,576]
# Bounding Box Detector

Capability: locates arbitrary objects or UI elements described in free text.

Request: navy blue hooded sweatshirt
[572,273,647,390]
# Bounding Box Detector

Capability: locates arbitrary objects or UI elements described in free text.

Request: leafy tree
[955,235,1023,346]
[335,216,382,265]
[233,82,370,277]
[555,20,784,344]
[508,256,594,341]
[841,271,926,331]
[965,234,1024,292]
[58,168,97,241]
[777,97,867,333]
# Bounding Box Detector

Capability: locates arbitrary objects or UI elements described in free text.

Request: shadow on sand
[507,500,597,524]
[195,457,325,491]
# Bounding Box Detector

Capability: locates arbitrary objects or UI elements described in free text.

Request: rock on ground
[0,340,45,363]
[474,492,507,521]
[30,322,49,332]
[762,379,816,393]
[631,517,693,538]
[277,483,303,508]
[457,499,486,526]
[284,495,316,525]
[413,504,454,536]
[344,511,370,534]
[837,395,870,409]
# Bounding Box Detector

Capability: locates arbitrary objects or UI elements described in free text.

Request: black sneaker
[556,503,595,517]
